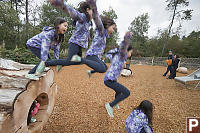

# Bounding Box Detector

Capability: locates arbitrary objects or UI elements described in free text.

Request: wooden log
[0,59,57,133]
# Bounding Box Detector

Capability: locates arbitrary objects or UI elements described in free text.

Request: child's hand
[49,0,64,7]
[86,0,96,6]
[124,32,132,39]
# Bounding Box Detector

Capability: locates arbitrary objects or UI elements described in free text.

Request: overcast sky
[36,0,200,40]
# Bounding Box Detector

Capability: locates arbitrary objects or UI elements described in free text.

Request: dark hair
[175,55,179,58]
[100,16,116,29]
[135,100,153,125]
[54,17,67,43]
[78,2,92,22]
[127,45,133,51]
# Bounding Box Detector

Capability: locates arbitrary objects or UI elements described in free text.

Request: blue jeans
[104,80,130,107]
[27,46,51,74]
[163,65,171,76]
[81,55,107,73]
[45,42,82,66]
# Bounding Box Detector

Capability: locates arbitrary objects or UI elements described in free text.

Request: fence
[131,57,200,69]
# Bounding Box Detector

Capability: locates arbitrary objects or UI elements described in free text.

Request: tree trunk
[25,0,29,23]
[161,0,178,56]
[0,58,57,133]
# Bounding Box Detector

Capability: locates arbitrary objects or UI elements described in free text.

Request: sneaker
[115,104,120,109]
[36,61,45,75]
[31,117,36,123]
[25,74,39,80]
[71,55,81,62]
[56,65,62,72]
[105,103,114,117]
[87,70,92,78]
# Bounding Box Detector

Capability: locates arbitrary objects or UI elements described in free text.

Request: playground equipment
[0,58,57,133]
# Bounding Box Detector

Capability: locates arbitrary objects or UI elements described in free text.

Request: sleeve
[62,1,85,23]
[54,43,60,59]
[105,48,119,61]
[143,125,153,133]
[51,0,85,23]
[86,0,104,35]
[119,32,131,56]
[41,34,51,61]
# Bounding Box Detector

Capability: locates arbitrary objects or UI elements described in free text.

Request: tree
[161,0,193,56]
[0,2,20,49]
[128,13,150,56]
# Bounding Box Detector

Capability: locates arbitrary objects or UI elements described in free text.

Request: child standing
[104,32,133,117]
[71,0,116,77]
[36,0,94,74]
[125,100,153,133]
[25,17,67,80]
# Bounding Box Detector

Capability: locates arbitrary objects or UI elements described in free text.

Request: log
[0,58,57,133]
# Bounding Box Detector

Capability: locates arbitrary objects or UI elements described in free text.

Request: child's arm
[86,0,104,35]
[119,32,131,56]
[54,43,60,59]
[49,0,85,23]
[143,125,153,133]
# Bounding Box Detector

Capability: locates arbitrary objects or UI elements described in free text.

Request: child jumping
[104,32,133,117]
[36,0,94,74]
[25,17,67,80]
[125,100,153,133]
[71,0,116,77]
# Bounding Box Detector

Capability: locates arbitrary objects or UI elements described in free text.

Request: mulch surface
[41,64,200,133]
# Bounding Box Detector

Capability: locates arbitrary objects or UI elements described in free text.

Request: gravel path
[41,64,200,133]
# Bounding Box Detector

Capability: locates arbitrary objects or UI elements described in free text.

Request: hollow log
[0,58,57,133]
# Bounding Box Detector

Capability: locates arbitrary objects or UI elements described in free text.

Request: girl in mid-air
[104,32,133,117]
[26,17,67,80]
[71,0,116,77]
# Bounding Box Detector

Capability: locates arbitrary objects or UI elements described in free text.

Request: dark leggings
[81,55,107,73]
[45,42,82,66]
[27,46,51,74]
[104,80,130,107]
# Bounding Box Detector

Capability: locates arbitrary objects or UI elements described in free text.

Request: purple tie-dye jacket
[62,1,91,48]
[86,0,109,59]
[125,109,153,133]
[26,26,60,61]
[104,33,131,81]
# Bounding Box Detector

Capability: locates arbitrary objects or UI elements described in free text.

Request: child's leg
[81,55,107,73]
[45,43,82,66]
[104,80,130,107]
[27,46,41,74]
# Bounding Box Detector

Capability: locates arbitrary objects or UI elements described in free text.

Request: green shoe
[25,74,39,80]
[36,61,45,75]
[31,117,36,123]
[115,104,120,109]
[105,103,114,117]
[56,65,62,72]
[87,70,92,78]
[71,55,81,62]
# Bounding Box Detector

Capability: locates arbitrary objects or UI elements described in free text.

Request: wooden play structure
[0,58,57,133]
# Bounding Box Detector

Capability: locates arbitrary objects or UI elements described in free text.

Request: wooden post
[0,58,57,133]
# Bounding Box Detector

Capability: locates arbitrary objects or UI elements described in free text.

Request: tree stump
[0,58,57,133]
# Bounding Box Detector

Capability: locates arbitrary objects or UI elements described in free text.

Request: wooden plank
[0,70,29,77]
[0,58,35,70]
[0,76,30,89]
[0,89,22,107]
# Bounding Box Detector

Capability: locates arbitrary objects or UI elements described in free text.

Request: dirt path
[41,64,200,133]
